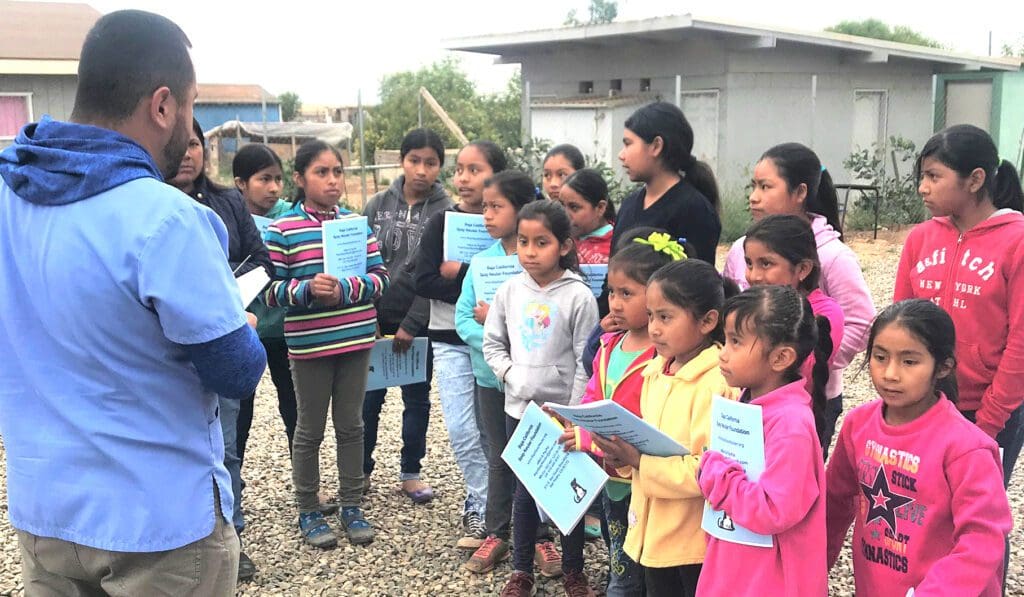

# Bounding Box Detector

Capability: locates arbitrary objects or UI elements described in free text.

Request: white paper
[236,267,270,308]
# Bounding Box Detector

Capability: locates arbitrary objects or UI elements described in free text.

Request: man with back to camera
[0,10,266,596]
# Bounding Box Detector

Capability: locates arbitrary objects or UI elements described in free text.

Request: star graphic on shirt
[860,465,915,534]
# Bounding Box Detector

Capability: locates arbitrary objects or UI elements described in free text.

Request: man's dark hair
[72,10,194,123]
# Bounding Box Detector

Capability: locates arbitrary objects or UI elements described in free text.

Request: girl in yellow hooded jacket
[595,257,740,597]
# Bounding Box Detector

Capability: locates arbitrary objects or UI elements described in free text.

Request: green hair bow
[634,232,687,261]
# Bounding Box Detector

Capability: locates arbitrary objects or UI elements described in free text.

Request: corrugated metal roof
[205,120,352,146]
[0,1,100,61]
[447,13,1023,73]
[197,84,279,105]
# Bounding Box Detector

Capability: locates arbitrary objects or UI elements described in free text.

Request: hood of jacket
[0,116,163,205]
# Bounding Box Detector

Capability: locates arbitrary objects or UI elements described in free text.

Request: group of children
[232,99,1018,596]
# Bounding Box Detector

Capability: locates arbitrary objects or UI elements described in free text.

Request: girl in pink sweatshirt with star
[697,285,831,597]
[826,299,1012,596]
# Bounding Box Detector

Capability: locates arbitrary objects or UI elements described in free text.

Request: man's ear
[146,86,175,133]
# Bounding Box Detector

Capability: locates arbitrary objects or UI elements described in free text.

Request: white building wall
[522,39,937,190]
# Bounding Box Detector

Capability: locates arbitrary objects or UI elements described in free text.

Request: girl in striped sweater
[262,141,389,549]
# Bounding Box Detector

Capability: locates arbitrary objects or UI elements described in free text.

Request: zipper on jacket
[940,232,965,307]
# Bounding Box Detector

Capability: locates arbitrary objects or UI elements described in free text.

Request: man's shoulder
[105,179,220,231]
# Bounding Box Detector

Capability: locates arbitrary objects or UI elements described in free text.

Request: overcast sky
[76,0,1024,105]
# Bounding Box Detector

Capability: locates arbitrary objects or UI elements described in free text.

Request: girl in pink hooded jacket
[894,124,1024,484]
[722,143,874,455]
[697,285,831,597]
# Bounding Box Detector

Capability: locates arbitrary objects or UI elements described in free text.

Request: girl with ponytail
[697,285,830,596]
[894,124,1024,484]
[610,101,722,265]
[723,142,875,455]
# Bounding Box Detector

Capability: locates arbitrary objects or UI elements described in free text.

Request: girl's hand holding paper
[592,434,641,470]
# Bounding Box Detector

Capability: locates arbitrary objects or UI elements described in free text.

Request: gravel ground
[0,232,1021,596]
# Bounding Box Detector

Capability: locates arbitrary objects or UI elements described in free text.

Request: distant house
[448,14,1024,186]
[194,84,281,132]
[298,103,359,124]
[0,1,100,146]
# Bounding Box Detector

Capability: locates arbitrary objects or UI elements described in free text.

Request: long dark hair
[648,259,738,343]
[625,101,720,210]
[562,168,617,222]
[916,124,1023,212]
[517,200,579,274]
[724,286,832,438]
[760,142,843,236]
[484,170,537,211]
[865,299,958,403]
[463,140,508,173]
[744,215,822,293]
[232,143,283,182]
[544,144,586,171]
[400,128,445,166]
[609,233,676,286]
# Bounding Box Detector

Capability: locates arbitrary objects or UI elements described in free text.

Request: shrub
[843,135,926,229]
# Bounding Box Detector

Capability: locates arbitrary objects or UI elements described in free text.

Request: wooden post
[418,87,469,145]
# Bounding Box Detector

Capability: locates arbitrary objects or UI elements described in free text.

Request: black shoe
[237,551,256,582]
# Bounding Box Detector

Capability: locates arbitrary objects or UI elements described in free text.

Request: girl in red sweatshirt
[697,285,830,597]
[742,214,844,452]
[556,232,681,596]
[893,124,1024,483]
[558,168,616,264]
[826,299,1012,596]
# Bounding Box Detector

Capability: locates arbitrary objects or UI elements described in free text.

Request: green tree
[278,91,301,121]
[826,19,945,49]
[1002,37,1024,57]
[363,58,522,160]
[565,0,617,26]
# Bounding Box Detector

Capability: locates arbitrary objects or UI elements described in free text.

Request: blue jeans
[363,342,433,480]
[218,395,244,533]
[433,342,488,515]
[603,492,642,596]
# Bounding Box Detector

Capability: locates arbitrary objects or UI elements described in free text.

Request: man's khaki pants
[17,489,239,596]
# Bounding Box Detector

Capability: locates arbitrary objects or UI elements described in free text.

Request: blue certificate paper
[471,255,522,304]
[365,337,428,392]
[502,402,609,535]
[545,400,688,457]
[252,214,273,237]
[578,264,607,297]
[701,395,773,547]
[322,216,368,278]
[443,212,493,262]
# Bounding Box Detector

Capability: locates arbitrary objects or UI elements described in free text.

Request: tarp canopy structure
[205,120,353,146]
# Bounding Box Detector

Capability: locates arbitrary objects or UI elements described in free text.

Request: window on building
[579,81,594,94]
[610,79,622,94]
[639,78,652,92]
[0,94,32,139]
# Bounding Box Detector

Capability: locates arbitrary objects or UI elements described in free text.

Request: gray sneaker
[457,510,487,549]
